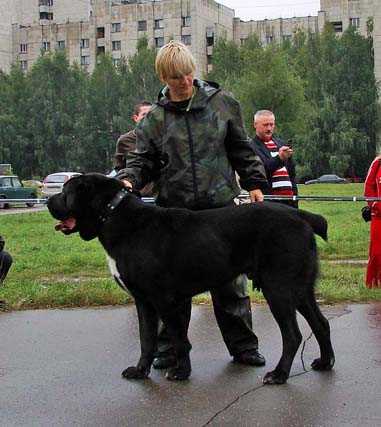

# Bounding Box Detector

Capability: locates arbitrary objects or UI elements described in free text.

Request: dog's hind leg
[160,302,192,381]
[296,288,335,371]
[262,288,302,385]
[122,298,159,380]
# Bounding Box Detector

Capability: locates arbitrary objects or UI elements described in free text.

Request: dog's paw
[263,370,288,385]
[165,367,191,381]
[311,356,335,371]
[121,366,150,380]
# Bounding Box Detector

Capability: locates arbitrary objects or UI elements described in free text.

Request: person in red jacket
[364,156,381,288]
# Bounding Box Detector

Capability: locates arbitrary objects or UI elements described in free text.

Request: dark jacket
[114,130,137,171]
[251,135,298,207]
[113,129,155,196]
[117,80,268,209]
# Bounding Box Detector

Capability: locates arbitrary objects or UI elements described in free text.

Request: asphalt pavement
[1,303,381,426]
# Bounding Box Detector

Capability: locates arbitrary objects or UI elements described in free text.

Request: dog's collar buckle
[99,188,130,224]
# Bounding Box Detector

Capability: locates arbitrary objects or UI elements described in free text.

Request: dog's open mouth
[55,217,77,234]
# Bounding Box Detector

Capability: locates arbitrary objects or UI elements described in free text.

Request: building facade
[0,0,380,82]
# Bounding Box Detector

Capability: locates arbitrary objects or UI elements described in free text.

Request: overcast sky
[218,0,321,21]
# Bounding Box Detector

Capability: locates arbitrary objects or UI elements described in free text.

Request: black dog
[47,173,335,384]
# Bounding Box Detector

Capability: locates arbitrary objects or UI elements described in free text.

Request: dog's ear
[65,181,90,212]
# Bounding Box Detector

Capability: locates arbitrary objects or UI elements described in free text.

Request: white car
[42,172,82,198]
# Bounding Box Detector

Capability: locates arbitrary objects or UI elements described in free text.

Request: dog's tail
[297,210,328,241]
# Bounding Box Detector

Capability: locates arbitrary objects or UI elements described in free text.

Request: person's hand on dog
[279,146,293,161]
[249,189,264,203]
[121,179,133,190]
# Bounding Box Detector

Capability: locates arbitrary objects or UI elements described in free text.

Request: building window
[20,43,28,53]
[350,17,360,28]
[138,20,147,31]
[20,60,28,71]
[112,40,121,51]
[181,35,191,45]
[182,16,191,27]
[57,40,65,49]
[155,37,164,48]
[154,19,164,30]
[97,27,105,38]
[206,27,214,47]
[81,55,90,66]
[97,46,105,55]
[39,0,53,5]
[113,58,121,67]
[42,41,50,51]
[80,38,89,48]
[40,12,53,20]
[266,35,274,44]
[111,22,121,33]
[240,38,247,46]
[207,55,212,65]
[282,34,292,42]
[332,21,343,32]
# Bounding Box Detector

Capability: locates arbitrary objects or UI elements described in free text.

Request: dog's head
[47,173,125,241]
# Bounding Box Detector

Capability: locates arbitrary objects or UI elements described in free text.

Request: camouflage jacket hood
[118,79,268,209]
[157,79,221,112]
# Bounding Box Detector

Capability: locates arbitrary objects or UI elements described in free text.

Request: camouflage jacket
[117,79,268,209]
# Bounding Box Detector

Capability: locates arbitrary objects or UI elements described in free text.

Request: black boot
[233,349,266,366]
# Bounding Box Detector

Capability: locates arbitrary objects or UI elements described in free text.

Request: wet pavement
[1,303,381,426]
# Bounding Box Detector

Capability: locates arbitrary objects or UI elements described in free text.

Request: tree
[81,54,123,172]
[118,37,161,132]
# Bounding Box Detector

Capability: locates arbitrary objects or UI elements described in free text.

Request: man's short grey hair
[254,110,275,122]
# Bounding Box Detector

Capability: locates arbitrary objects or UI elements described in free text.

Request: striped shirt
[264,140,294,196]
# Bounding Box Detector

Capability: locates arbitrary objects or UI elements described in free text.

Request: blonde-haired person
[364,155,381,288]
[117,41,268,380]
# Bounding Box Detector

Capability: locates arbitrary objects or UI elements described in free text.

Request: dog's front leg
[160,306,192,381]
[122,298,158,380]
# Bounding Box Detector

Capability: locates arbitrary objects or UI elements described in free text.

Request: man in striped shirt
[251,110,298,208]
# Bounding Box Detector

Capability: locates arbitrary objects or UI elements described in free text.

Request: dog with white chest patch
[47,173,335,384]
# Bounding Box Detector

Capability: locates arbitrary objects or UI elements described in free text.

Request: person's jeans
[156,275,258,357]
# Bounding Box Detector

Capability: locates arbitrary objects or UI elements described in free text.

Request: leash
[2,195,381,206]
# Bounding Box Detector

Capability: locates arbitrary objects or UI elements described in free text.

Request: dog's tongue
[55,217,76,232]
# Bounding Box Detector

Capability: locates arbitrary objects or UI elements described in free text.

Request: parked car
[42,172,82,198]
[304,174,348,185]
[0,175,37,208]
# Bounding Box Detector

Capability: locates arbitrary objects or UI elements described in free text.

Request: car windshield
[12,178,22,187]
[320,175,337,180]
[45,175,67,183]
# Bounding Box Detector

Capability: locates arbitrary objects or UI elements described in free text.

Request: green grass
[0,183,379,310]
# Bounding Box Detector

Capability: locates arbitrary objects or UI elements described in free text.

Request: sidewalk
[1,303,381,426]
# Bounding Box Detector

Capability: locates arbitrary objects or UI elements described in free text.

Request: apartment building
[4,0,234,75]
[319,0,381,81]
[234,0,381,82]
[0,0,380,82]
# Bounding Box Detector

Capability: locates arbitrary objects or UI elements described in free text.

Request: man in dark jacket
[117,41,269,373]
[251,110,298,208]
[0,235,12,308]
[112,101,154,196]
[113,101,152,172]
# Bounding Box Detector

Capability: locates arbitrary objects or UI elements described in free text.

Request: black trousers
[157,275,259,357]
[0,250,12,284]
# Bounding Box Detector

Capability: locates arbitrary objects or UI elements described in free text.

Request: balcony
[39,5,50,13]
